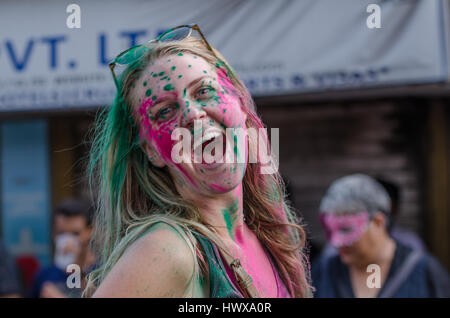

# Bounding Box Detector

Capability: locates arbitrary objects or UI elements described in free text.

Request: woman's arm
[92,223,195,297]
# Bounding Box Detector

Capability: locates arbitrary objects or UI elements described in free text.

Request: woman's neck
[178,183,247,244]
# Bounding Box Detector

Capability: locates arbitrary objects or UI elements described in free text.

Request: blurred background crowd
[0,0,449,297]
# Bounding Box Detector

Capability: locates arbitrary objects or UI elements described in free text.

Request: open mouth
[192,129,227,166]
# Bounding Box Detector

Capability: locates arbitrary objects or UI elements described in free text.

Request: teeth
[193,130,222,151]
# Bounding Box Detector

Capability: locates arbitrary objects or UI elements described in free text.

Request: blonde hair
[84,37,312,297]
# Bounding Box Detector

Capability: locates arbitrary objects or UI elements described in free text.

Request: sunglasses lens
[159,27,192,42]
[116,45,150,65]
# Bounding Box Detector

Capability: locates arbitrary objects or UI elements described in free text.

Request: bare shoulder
[93,222,196,297]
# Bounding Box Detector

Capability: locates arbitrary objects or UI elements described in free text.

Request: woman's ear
[142,142,166,168]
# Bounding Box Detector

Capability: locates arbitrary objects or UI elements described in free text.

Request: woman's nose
[181,100,207,131]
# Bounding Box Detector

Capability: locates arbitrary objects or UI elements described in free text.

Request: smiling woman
[84,25,312,298]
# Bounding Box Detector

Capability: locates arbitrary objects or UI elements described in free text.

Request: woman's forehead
[131,53,217,107]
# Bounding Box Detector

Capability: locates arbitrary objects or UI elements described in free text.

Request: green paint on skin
[152,95,157,101]
[152,73,158,77]
[183,88,186,98]
[145,89,152,97]
[164,84,175,91]
[188,65,192,68]
[171,66,176,71]
[143,81,147,86]
[185,100,189,107]
[178,75,182,79]
[177,52,183,56]
[203,70,207,74]
[222,200,239,239]
[158,71,165,76]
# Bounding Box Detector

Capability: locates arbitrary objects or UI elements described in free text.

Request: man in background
[312,174,450,297]
[29,198,96,298]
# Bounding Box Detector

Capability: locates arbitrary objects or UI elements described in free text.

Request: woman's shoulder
[134,221,196,264]
[93,221,197,297]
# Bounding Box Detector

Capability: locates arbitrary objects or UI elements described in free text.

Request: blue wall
[1,119,51,266]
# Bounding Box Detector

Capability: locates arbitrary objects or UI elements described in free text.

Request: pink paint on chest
[237,231,280,297]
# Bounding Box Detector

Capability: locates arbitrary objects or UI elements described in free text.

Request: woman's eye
[196,87,214,98]
[152,104,177,121]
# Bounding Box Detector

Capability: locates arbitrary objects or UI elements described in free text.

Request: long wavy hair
[84,37,312,297]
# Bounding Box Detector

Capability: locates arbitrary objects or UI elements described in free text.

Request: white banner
[0,0,448,111]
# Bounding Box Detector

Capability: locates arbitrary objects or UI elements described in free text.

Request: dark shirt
[311,240,450,298]
[29,264,85,298]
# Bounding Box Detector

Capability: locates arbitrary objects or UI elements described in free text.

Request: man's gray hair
[319,174,391,217]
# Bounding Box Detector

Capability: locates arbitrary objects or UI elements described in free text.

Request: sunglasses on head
[109,24,219,89]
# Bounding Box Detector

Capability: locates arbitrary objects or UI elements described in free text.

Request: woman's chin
[206,181,239,194]
[199,169,245,195]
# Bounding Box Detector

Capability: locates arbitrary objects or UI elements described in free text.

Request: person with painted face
[29,198,96,298]
[311,174,450,298]
[85,24,312,298]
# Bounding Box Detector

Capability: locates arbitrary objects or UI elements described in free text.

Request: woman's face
[131,52,248,195]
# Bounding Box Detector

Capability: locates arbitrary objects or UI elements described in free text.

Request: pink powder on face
[138,96,197,187]
[216,69,243,128]
[319,211,370,247]
[215,69,250,169]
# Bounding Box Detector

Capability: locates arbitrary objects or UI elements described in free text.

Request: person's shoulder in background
[390,226,427,252]
[28,264,67,298]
